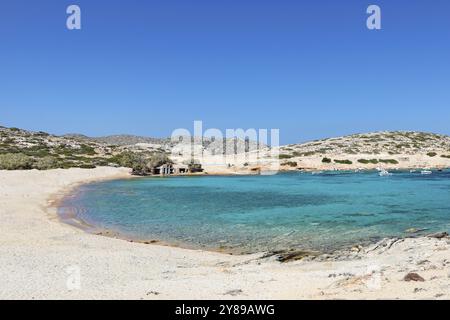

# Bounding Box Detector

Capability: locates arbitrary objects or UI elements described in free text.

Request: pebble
[404,272,425,282]
[224,289,243,296]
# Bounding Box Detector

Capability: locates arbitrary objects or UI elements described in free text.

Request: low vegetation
[0,126,173,172]
[279,154,294,159]
[334,159,352,165]
[282,131,450,159]
[358,159,379,164]
[356,158,399,165]
[282,161,297,167]
[378,159,399,164]
[2,126,450,173]
[0,153,34,170]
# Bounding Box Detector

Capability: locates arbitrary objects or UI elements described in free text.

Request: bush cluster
[0,153,97,170]
[0,153,33,170]
[282,161,298,167]
[334,159,353,164]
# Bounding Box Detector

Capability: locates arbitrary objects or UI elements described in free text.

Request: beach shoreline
[54,176,434,257]
[54,168,450,257]
[1,167,450,299]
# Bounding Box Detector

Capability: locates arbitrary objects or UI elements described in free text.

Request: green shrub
[334,159,352,164]
[79,144,97,155]
[33,156,59,170]
[23,145,51,158]
[110,151,143,167]
[54,144,97,157]
[78,164,96,169]
[440,155,450,159]
[282,161,297,167]
[378,159,399,164]
[148,152,172,168]
[92,158,109,166]
[322,157,332,163]
[58,161,76,169]
[427,152,437,157]
[302,151,315,157]
[2,138,14,144]
[279,154,294,159]
[358,159,379,164]
[0,153,34,170]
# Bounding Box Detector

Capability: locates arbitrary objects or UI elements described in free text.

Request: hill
[1,125,450,172]
[278,131,450,170]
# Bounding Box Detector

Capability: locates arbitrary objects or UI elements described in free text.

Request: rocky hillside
[278,131,450,170]
[63,133,170,147]
[0,126,119,169]
[2,125,450,172]
[0,126,173,170]
[282,131,450,155]
[0,125,258,171]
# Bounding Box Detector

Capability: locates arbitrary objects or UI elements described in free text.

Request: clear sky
[1,0,449,144]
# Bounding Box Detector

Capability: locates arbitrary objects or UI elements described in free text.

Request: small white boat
[421,170,432,175]
[311,171,323,175]
[409,170,416,173]
[379,169,393,177]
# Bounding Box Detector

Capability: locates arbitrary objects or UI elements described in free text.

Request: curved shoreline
[52,174,244,255]
[47,168,134,232]
[52,170,446,259]
[2,167,450,299]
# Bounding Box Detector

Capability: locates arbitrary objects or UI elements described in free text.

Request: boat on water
[379,169,393,177]
[421,170,432,175]
[311,171,323,175]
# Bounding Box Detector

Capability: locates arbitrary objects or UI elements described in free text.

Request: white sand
[1,167,450,299]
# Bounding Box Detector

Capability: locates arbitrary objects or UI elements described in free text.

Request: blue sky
[0,0,449,144]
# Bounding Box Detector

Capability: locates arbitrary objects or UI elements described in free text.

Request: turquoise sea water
[59,170,450,253]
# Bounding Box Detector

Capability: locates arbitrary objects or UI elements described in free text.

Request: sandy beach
[1,167,450,299]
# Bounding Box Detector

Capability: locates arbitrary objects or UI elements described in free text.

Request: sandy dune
[1,168,449,299]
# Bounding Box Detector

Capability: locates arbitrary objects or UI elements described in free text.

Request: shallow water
[59,170,450,253]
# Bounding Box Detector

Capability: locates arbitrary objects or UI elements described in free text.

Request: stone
[224,289,243,296]
[427,232,448,239]
[276,250,317,263]
[404,272,425,282]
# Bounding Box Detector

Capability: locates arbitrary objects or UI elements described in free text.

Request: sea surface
[59,170,450,253]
